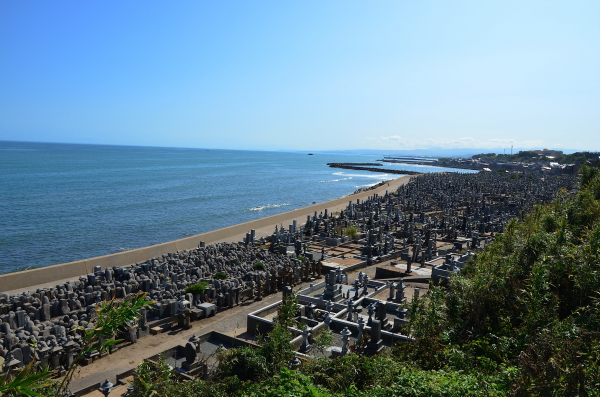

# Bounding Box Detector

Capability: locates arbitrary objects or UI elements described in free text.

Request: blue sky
[1,1,598,152]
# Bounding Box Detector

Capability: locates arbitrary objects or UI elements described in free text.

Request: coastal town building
[532,148,563,157]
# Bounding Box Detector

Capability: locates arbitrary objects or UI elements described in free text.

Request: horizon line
[0,138,594,156]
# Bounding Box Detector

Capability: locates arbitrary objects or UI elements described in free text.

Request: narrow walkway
[69,256,429,393]
[69,279,311,392]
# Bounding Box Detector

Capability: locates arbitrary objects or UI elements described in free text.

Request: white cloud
[367,136,544,150]
[380,135,402,141]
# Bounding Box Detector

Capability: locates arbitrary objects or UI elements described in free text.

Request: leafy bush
[343,226,358,239]
[348,369,506,397]
[244,368,330,397]
[126,166,600,397]
[213,271,228,280]
[132,356,174,397]
[253,262,266,270]
[216,346,269,382]
[217,290,300,385]
[400,165,600,395]
[185,282,209,296]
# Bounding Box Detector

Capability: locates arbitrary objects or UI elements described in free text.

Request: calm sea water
[0,141,476,274]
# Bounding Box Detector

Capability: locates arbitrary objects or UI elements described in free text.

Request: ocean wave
[319,177,352,183]
[345,173,389,179]
[247,203,293,211]
[354,183,379,188]
[332,172,345,175]
[1,264,42,274]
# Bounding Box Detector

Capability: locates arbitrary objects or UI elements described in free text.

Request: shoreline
[0,175,413,295]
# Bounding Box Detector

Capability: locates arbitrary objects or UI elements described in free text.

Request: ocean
[0,141,476,274]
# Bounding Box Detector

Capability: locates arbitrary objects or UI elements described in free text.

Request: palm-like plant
[55,292,153,396]
[0,292,153,397]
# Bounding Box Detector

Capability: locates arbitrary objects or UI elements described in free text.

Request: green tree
[215,289,300,386]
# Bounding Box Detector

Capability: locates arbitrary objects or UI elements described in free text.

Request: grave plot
[0,172,576,377]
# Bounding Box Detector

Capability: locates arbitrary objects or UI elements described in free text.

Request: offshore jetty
[327,162,420,175]
[0,172,577,394]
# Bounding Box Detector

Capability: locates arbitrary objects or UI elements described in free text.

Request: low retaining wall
[0,176,411,292]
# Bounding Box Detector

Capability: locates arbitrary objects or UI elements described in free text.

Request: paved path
[70,257,429,394]
[70,285,290,392]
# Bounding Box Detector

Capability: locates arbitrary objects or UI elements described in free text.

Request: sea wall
[0,176,411,292]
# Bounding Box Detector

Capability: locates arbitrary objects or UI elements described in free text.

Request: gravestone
[182,341,200,371]
[184,342,197,364]
[394,280,406,302]
[323,270,343,302]
[375,302,389,328]
[10,347,23,367]
[364,319,384,355]
[128,326,138,344]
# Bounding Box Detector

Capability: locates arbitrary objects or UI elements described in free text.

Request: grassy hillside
[127,165,600,396]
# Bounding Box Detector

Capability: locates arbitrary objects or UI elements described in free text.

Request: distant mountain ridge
[318,147,579,158]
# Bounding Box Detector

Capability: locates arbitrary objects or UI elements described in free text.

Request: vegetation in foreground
[0,293,152,397]
[4,165,600,396]
[130,164,600,396]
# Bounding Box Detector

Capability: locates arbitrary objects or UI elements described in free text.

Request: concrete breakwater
[333,163,383,166]
[327,163,420,175]
[0,175,411,293]
[380,158,481,171]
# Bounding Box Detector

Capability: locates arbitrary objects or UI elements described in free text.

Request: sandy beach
[1,175,413,296]
[0,173,419,395]
[209,176,412,245]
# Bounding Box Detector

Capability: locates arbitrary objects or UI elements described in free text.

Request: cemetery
[0,171,578,395]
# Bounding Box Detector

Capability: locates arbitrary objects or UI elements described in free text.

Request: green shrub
[343,226,358,239]
[216,290,299,385]
[213,272,228,280]
[125,168,600,397]
[185,282,209,295]
[216,346,269,382]
[244,368,330,397]
[253,262,266,270]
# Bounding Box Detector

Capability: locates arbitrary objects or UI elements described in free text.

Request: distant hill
[319,147,582,158]
[473,150,600,164]
[318,148,484,158]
